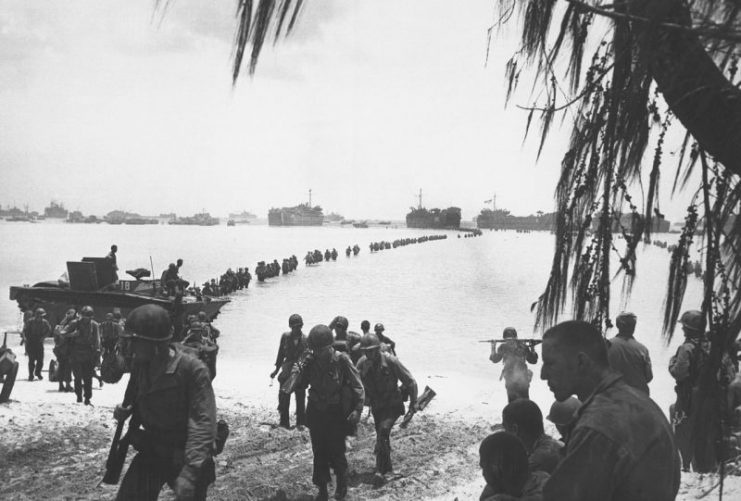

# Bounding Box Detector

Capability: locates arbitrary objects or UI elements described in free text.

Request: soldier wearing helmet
[356,332,418,485]
[329,316,362,364]
[489,327,539,402]
[546,396,582,443]
[373,323,397,355]
[669,309,715,472]
[293,324,364,501]
[22,307,52,381]
[113,304,216,500]
[53,308,77,392]
[606,312,653,395]
[270,314,308,429]
[63,305,100,404]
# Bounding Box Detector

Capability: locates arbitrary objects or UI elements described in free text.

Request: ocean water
[0,220,701,421]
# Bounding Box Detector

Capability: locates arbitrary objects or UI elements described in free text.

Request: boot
[65,383,73,392]
[315,483,329,501]
[84,398,92,406]
[58,382,65,392]
[334,472,348,500]
[76,394,83,403]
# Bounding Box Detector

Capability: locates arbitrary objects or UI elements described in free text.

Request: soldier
[53,308,76,392]
[669,309,715,472]
[356,332,418,485]
[65,305,101,404]
[501,399,563,474]
[113,304,216,500]
[100,312,123,358]
[489,327,538,402]
[22,307,51,381]
[540,320,680,500]
[295,325,364,501]
[329,316,362,364]
[107,244,119,282]
[270,314,308,429]
[545,396,581,443]
[607,312,653,394]
[373,323,396,355]
[479,432,548,501]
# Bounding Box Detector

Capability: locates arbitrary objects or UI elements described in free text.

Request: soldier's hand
[173,476,196,500]
[347,410,361,425]
[113,404,133,423]
[270,368,279,379]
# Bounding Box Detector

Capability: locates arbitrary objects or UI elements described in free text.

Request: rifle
[280,350,314,394]
[102,414,139,485]
[478,338,543,346]
[400,385,436,429]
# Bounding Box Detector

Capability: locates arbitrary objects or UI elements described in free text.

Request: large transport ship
[9,256,228,333]
[268,204,324,226]
[44,201,69,219]
[406,207,461,229]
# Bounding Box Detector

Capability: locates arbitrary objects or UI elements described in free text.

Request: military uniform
[117,345,216,500]
[490,340,538,402]
[607,334,653,394]
[298,350,364,493]
[543,374,680,501]
[23,316,51,380]
[527,434,563,474]
[357,352,417,475]
[274,331,308,428]
[66,318,100,403]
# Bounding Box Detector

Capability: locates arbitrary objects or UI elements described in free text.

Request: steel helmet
[123,305,173,341]
[105,312,114,320]
[359,333,381,351]
[679,310,705,333]
[288,314,304,328]
[546,397,582,426]
[374,323,385,333]
[34,307,47,317]
[198,311,208,321]
[503,327,518,339]
[330,316,349,330]
[80,305,95,317]
[308,324,333,349]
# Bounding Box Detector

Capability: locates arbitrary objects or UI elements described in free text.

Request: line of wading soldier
[98,304,741,501]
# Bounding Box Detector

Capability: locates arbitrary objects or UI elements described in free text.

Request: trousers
[307,402,347,486]
[116,452,213,501]
[372,404,404,474]
[278,388,306,427]
[26,343,44,378]
[72,358,95,400]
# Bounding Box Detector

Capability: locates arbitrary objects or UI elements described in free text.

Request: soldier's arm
[669,345,692,381]
[343,355,365,414]
[389,356,418,404]
[489,343,504,363]
[181,360,217,485]
[93,323,101,353]
[644,349,654,383]
[274,335,286,368]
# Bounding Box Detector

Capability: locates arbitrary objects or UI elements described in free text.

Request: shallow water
[0,220,701,422]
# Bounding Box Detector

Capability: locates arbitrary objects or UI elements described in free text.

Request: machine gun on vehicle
[399,385,436,429]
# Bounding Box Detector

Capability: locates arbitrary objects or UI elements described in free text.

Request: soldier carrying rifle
[483,327,539,402]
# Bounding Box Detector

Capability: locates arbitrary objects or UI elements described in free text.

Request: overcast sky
[0,0,691,222]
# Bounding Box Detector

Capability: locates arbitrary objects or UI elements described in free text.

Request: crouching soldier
[356,332,418,486]
[113,304,216,501]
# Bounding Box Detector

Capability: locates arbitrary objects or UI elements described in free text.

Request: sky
[0,0,692,222]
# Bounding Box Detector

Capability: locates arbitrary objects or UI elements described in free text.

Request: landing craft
[9,256,228,335]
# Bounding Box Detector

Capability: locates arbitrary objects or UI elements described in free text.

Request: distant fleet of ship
[2,192,672,231]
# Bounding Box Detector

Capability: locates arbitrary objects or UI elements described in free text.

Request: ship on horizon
[169,212,220,226]
[268,190,324,227]
[44,201,69,219]
[405,190,461,229]
[228,210,257,225]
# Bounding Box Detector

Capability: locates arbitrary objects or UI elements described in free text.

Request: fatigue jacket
[357,352,417,410]
[124,345,216,484]
[100,320,123,352]
[480,471,549,501]
[65,319,100,363]
[528,434,563,474]
[274,331,308,383]
[607,335,653,394]
[543,374,680,501]
[300,350,364,415]
[23,318,51,347]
